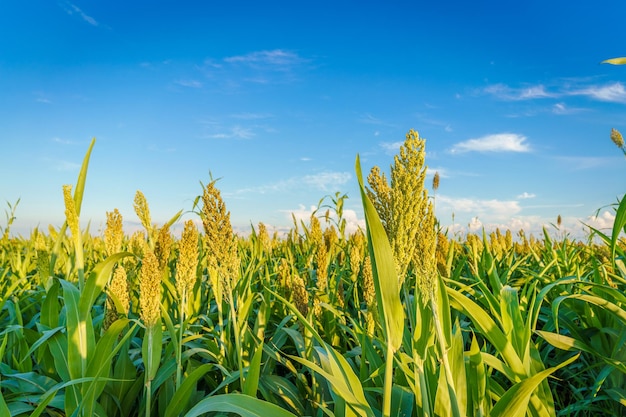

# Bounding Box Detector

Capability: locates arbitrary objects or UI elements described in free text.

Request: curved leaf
[183,393,298,417]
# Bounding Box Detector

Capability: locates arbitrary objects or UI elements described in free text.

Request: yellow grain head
[139,249,161,328]
[309,215,323,247]
[277,257,292,294]
[175,220,199,299]
[257,222,271,253]
[105,208,124,257]
[292,273,309,317]
[201,179,240,291]
[349,231,365,280]
[366,165,393,236]
[611,128,624,148]
[154,224,172,273]
[435,231,449,277]
[133,190,153,235]
[63,184,80,242]
[433,171,440,192]
[104,265,130,330]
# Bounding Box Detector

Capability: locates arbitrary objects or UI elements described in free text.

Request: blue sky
[2,1,626,239]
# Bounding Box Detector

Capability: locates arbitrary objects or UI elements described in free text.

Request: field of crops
[0,132,625,417]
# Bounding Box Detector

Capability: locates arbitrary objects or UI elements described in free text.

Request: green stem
[176,291,186,390]
[145,328,154,417]
[382,341,394,417]
[430,296,462,417]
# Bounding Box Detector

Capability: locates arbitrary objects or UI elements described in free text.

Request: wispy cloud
[517,192,536,199]
[224,50,306,70]
[230,112,273,120]
[380,141,404,154]
[358,113,396,127]
[584,210,615,231]
[570,82,626,103]
[61,2,99,26]
[236,171,351,194]
[174,79,203,88]
[450,133,530,153]
[551,102,586,115]
[438,195,522,219]
[483,83,553,101]
[203,126,255,140]
[554,155,619,170]
[281,205,365,234]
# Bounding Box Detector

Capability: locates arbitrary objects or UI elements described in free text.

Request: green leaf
[290,343,375,417]
[80,252,133,322]
[143,323,163,382]
[391,384,414,417]
[73,137,96,216]
[355,154,404,352]
[165,364,216,417]
[611,194,626,259]
[60,279,86,380]
[183,393,299,417]
[243,340,263,397]
[490,353,579,417]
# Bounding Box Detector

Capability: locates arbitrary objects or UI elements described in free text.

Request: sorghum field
[1,131,625,417]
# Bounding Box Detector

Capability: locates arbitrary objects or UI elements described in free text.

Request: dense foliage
[0,135,624,417]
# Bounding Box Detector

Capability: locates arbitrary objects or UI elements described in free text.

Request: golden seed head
[292,274,309,317]
[139,249,162,327]
[201,180,240,285]
[105,265,130,330]
[154,224,172,272]
[277,257,292,291]
[349,240,363,278]
[175,220,199,298]
[362,255,375,307]
[133,190,153,235]
[315,242,328,292]
[35,231,48,252]
[63,185,80,240]
[433,171,440,192]
[105,208,124,256]
[323,226,338,252]
[611,128,625,148]
[309,215,323,247]
[257,222,271,253]
[366,166,393,236]
[557,214,562,228]
[129,231,146,258]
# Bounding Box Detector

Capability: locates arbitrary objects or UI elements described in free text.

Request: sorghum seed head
[139,249,161,328]
[105,208,124,256]
[63,185,80,241]
[133,191,152,235]
[611,128,624,148]
[175,220,199,298]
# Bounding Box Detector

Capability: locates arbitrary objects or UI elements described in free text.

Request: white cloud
[175,79,203,88]
[572,82,626,103]
[517,192,536,199]
[437,195,522,222]
[230,112,272,120]
[224,50,305,70]
[237,171,351,194]
[554,156,617,170]
[62,2,99,26]
[584,210,615,231]
[450,133,530,153]
[380,141,404,154]
[204,126,255,139]
[280,205,365,235]
[551,102,586,115]
[302,172,351,191]
[483,83,553,100]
